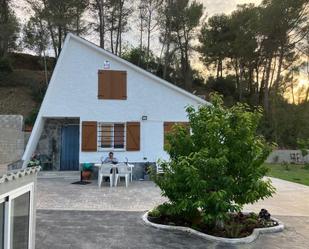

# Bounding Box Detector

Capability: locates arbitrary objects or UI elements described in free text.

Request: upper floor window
[98,70,127,100]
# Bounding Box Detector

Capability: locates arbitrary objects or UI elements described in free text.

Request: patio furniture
[98,164,113,187]
[115,164,131,187]
[127,163,134,182]
[156,164,164,174]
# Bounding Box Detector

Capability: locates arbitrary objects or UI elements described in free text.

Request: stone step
[38,171,80,179]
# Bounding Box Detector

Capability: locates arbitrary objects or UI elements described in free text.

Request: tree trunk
[146,1,153,69]
[263,57,273,113]
[162,0,172,80]
[0,0,9,57]
[97,0,105,49]
[110,12,114,54]
[115,0,124,56]
[273,46,284,90]
[57,26,62,57]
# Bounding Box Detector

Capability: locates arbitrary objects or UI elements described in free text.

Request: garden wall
[266,150,309,164]
[0,115,25,164]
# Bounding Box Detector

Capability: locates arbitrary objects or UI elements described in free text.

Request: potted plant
[82,163,93,180]
[27,154,40,167]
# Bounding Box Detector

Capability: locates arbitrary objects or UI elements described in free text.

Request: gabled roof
[64,33,208,105]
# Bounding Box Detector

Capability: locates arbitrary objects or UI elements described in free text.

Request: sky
[200,0,261,15]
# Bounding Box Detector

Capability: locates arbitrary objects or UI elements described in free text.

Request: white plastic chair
[115,165,131,187]
[127,163,134,182]
[98,164,113,187]
[156,164,164,174]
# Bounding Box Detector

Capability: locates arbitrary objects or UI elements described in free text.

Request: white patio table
[94,163,134,186]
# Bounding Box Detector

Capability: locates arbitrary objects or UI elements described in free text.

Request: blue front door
[60,125,80,171]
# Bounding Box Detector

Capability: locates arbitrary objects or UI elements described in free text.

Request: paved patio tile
[36,177,309,248]
[36,210,309,249]
[37,179,166,211]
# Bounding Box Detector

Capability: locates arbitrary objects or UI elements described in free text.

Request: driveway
[36,177,309,249]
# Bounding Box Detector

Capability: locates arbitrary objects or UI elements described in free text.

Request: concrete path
[36,210,309,249]
[244,177,309,217]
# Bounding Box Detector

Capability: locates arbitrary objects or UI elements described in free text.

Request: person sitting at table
[103,152,118,173]
[103,152,118,164]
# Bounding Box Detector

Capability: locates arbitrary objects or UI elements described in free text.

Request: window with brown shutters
[126,122,140,151]
[82,121,97,152]
[163,122,189,148]
[98,123,125,150]
[98,70,127,100]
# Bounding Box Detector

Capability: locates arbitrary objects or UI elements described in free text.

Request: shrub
[30,82,47,103]
[153,93,275,227]
[280,161,290,171]
[148,208,161,218]
[25,108,39,126]
[297,138,309,164]
[0,57,13,81]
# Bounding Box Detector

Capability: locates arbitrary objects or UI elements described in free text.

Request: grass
[264,163,309,186]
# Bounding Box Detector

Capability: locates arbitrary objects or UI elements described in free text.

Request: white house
[22,33,207,177]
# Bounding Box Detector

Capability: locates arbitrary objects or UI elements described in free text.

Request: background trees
[1,0,309,148]
[0,0,19,58]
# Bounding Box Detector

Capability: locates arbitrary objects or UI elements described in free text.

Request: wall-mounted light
[142,116,148,121]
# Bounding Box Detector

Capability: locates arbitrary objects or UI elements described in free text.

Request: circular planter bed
[142,210,284,244]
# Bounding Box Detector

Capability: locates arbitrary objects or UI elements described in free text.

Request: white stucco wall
[23,34,207,166]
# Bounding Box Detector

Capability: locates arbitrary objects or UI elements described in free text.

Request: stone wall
[266,150,309,164]
[36,118,79,170]
[0,115,23,130]
[0,115,24,164]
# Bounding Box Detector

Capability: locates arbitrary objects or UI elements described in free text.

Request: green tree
[27,0,89,58]
[158,0,203,90]
[153,94,275,226]
[0,0,19,57]
[199,14,231,79]
[122,46,158,74]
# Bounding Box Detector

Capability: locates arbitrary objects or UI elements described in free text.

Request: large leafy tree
[153,94,275,225]
[199,14,232,79]
[158,0,203,90]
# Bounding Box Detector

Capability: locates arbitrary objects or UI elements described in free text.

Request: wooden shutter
[126,122,140,151]
[98,70,112,99]
[163,122,189,147]
[98,70,127,100]
[164,122,176,147]
[82,121,97,151]
[111,71,127,100]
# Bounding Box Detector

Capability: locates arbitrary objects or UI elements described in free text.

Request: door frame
[60,124,80,171]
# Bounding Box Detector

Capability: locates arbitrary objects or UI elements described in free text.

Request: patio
[36,177,309,248]
[37,178,166,211]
